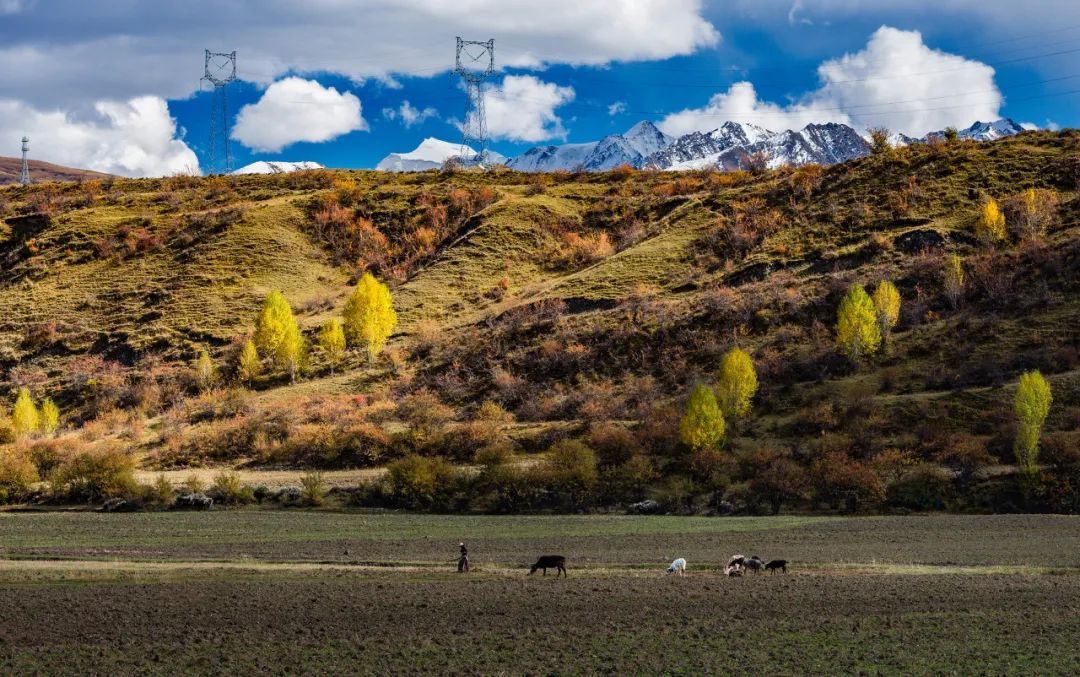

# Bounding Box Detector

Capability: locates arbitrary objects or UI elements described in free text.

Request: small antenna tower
[455,37,494,164]
[201,50,237,175]
[20,136,30,185]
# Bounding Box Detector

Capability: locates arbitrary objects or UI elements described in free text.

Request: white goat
[667,557,687,576]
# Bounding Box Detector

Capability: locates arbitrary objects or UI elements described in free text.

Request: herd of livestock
[516,553,789,578]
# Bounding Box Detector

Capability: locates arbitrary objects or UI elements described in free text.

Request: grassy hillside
[0,157,111,186]
[1,132,1079,512]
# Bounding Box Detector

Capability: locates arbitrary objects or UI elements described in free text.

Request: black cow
[529,555,567,577]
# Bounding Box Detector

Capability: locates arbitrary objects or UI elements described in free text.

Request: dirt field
[0,513,1078,674]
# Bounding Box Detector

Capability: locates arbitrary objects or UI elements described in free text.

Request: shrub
[385,455,459,509]
[1005,188,1058,241]
[0,447,39,504]
[50,446,137,503]
[887,464,952,510]
[209,471,255,505]
[747,456,810,515]
[537,439,599,509]
[811,452,885,512]
[150,474,174,505]
[300,471,328,506]
[588,422,641,467]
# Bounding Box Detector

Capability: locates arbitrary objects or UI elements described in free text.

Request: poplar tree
[716,347,758,420]
[943,253,965,309]
[237,339,260,386]
[194,350,216,392]
[279,322,305,384]
[1014,370,1052,479]
[976,198,1007,244]
[871,280,901,343]
[679,384,725,451]
[11,388,39,437]
[835,284,881,363]
[343,272,397,360]
[40,398,60,435]
[317,318,346,374]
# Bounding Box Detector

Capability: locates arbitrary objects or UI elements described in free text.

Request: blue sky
[1,1,1078,175]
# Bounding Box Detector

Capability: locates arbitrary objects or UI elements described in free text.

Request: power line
[455,37,495,163]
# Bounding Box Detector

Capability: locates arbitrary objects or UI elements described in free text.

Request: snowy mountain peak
[376,138,473,172]
[958,118,1024,141]
[231,161,324,175]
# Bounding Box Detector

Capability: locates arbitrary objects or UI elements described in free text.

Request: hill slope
[2,132,1079,512]
[0,157,112,185]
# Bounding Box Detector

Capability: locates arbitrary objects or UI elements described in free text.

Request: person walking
[457,542,470,573]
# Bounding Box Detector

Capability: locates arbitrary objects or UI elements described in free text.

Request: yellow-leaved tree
[237,339,260,386]
[942,253,965,308]
[716,347,758,420]
[343,272,397,360]
[1014,370,1052,480]
[317,318,346,374]
[194,350,216,392]
[975,198,1007,244]
[279,321,305,384]
[11,388,39,438]
[40,398,60,435]
[871,280,901,343]
[679,384,725,451]
[254,291,303,376]
[835,284,881,363]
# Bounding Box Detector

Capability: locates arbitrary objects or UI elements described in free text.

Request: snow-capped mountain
[892,118,1025,147]
[376,138,471,172]
[232,161,324,175]
[647,121,773,170]
[506,121,673,172]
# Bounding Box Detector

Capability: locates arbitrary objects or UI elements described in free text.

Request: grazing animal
[724,565,743,577]
[744,557,764,573]
[727,554,745,570]
[667,558,687,576]
[529,555,567,577]
[764,559,788,573]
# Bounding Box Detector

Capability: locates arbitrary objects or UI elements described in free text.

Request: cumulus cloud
[480,75,575,142]
[814,26,1000,135]
[0,96,198,177]
[383,100,438,127]
[0,1,717,110]
[231,77,366,153]
[607,101,627,116]
[659,81,849,137]
[659,27,1003,137]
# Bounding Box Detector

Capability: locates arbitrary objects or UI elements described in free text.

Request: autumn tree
[343,272,397,360]
[716,347,758,420]
[868,127,892,155]
[11,388,38,437]
[279,321,305,384]
[871,280,901,343]
[942,253,965,308]
[975,198,1007,244]
[237,339,260,386]
[679,384,725,451]
[317,318,346,374]
[194,350,216,392]
[253,291,303,375]
[40,398,60,435]
[835,284,881,363]
[1014,370,1052,480]
[1013,188,1058,241]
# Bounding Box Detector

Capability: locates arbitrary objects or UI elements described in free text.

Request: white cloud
[383,100,438,127]
[659,81,849,136]
[0,1,717,110]
[813,26,1000,136]
[659,26,1003,138]
[607,101,627,116]
[231,77,366,153]
[0,96,198,177]
[0,0,33,15]
[480,75,575,142]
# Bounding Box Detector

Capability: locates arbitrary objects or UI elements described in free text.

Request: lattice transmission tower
[19,136,30,185]
[201,50,237,175]
[455,37,494,164]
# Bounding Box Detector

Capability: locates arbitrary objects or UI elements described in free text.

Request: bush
[385,455,460,509]
[0,447,39,504]
[209,471,255,505]
[300,471,328,506]
[811,452,885,512]
[887,464,953,511]
[50,446,137,503]
[535,439,599,509]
